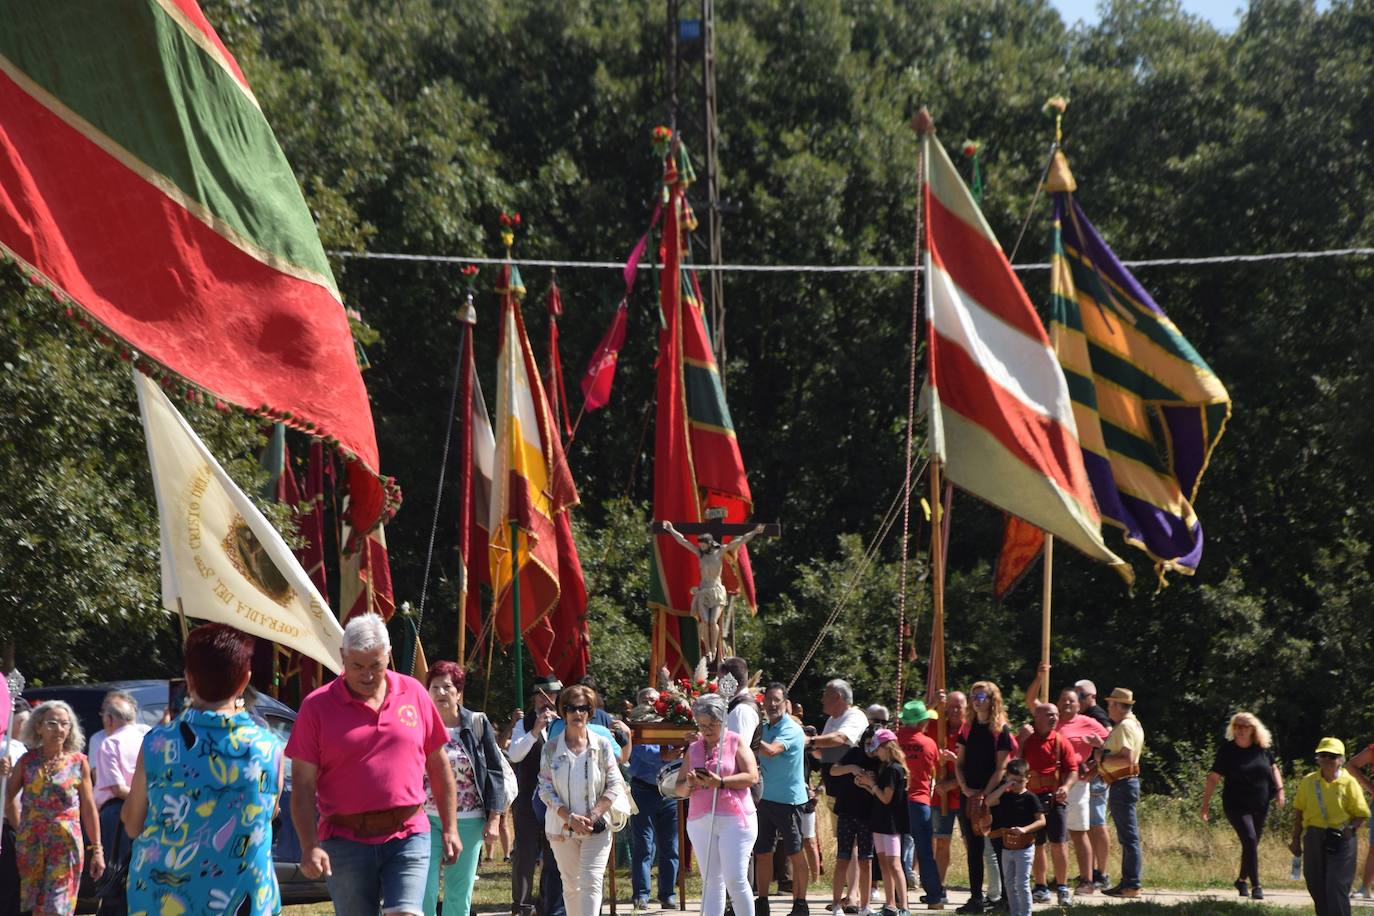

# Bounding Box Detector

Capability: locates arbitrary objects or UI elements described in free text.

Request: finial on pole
[910,106,936,136]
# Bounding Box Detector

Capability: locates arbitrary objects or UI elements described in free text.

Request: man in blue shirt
[627,688,680,911]
[756,683,810,916]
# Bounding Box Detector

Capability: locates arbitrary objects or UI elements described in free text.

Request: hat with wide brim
[899,699,939,725]
[533,675,564,695]
[1315,737,1346,757]
[1106,687,1135,706]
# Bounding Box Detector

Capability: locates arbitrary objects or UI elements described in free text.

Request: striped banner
[0,1,393,531]
[923,135,1128,576]
[1050,189,1230,577]
[488,264,585,672]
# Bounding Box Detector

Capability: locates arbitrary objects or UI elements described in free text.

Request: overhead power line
[329,246,1374,274]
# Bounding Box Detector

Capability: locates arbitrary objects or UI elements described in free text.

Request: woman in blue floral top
[421,661,507,916]
[122,624,284,916]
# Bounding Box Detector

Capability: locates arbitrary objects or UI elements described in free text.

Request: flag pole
[511,521,524,709]
[456,299,476,668]
[1040,534,1054,703]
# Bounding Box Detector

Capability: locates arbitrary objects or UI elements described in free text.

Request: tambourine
[657,759,684,798]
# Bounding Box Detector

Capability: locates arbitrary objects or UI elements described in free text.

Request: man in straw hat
[896,699,945,909]
[1084,688,1144,898]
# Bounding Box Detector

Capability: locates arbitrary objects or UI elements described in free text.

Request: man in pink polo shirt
[288,614,459,916]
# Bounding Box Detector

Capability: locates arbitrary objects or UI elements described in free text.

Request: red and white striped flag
[923,135,1129,577]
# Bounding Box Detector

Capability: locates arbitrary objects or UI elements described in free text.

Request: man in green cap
[897,699,944,909]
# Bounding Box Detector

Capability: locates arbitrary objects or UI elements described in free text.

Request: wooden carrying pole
[1039,534,1054,703]
[929,461,949,815]
[511,522,525,709]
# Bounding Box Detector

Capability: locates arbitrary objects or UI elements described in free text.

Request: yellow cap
[1315,737,1346,757]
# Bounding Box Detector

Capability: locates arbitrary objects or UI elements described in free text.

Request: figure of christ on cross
[654,511,778,663]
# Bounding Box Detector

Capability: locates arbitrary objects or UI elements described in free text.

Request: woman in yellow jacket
[1290,738,1369,916]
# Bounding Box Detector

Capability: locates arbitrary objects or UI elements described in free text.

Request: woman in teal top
[122,624,285,916]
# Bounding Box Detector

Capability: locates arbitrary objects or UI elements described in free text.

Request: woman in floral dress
[4,700,104,916]
[421,661,506,916]
[122,624,284,916]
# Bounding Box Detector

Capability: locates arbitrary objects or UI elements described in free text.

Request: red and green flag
[0,0,395,533]
[650,137,757,678]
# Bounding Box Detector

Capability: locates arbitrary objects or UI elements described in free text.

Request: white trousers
[687,815,758,916]
[549,830,613,916]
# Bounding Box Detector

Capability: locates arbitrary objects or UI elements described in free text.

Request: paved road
[599,885,1343,912]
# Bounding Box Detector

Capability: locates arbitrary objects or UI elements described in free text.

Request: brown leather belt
[326,804,421,837]
[1101,765,1140,785]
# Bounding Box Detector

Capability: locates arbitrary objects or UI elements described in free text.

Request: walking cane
[699,739,726,915]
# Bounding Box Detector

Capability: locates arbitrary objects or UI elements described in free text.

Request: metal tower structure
[666,0,727,378]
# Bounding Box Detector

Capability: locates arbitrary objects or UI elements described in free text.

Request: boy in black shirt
[987,760,1045,916]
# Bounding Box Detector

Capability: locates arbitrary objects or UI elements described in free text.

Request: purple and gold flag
[1048,156,1230,579]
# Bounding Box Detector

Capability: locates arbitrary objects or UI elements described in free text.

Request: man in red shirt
[897,700,945,909]
[1019,702,1079,907]
[287,614,459,916]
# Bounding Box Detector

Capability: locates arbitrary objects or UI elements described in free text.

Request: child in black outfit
[987,759,1046,916]
[855,729,909,916]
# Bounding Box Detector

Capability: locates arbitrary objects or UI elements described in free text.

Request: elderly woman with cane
[1291,738,1369,916]
[677,694,759,916]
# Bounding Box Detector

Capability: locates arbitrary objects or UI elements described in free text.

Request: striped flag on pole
[922,134,1129,578]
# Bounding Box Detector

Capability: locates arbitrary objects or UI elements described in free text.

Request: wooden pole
[511,522,525,709]
[930,461,949,816]
[1039,534,1054,703]
[174,597,190,644]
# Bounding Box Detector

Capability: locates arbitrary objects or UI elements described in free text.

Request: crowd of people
[0,617,1372,916]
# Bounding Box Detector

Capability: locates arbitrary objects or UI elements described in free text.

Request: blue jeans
[1108,778,1141,888]
[422,815,486,916]
[1088,777,1109,828]
[630,781,680,903]
[322,831,430,916]
[1000,846,1034,916]
[907,801,943,900]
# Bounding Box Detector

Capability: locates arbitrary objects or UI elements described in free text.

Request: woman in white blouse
[538,684,626,916]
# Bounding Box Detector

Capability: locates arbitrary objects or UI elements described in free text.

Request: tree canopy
[3,0,1372,788]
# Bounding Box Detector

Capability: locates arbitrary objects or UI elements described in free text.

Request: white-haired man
[806,679,870,915]
[93,690,148,916]
[287,614,459,916]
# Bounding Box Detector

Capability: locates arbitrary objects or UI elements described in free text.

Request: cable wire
[330,246,1374,274]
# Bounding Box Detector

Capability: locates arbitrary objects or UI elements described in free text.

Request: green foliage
[4,0,1374,800]
[0,265,287,681]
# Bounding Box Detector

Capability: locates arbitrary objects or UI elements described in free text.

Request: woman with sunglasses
[954,681,1013,914]
[1199,711,1284,899]
[539,684,626,916]
[1290,738,1368,916]
[676,693,759,916]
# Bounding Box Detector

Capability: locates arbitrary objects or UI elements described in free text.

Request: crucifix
[652,507,781,663]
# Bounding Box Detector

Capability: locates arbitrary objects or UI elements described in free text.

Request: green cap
[898,699,939,726]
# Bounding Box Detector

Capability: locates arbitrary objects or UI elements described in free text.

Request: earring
[234,697,246,710]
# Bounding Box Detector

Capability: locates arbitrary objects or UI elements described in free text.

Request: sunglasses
[565,704,593,715]
[971,692,990,702]
[1317,752,1340,760]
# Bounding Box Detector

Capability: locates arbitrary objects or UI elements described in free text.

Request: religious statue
[660,521,766,663]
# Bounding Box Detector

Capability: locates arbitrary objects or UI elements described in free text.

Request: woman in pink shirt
[675,694,759,916]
